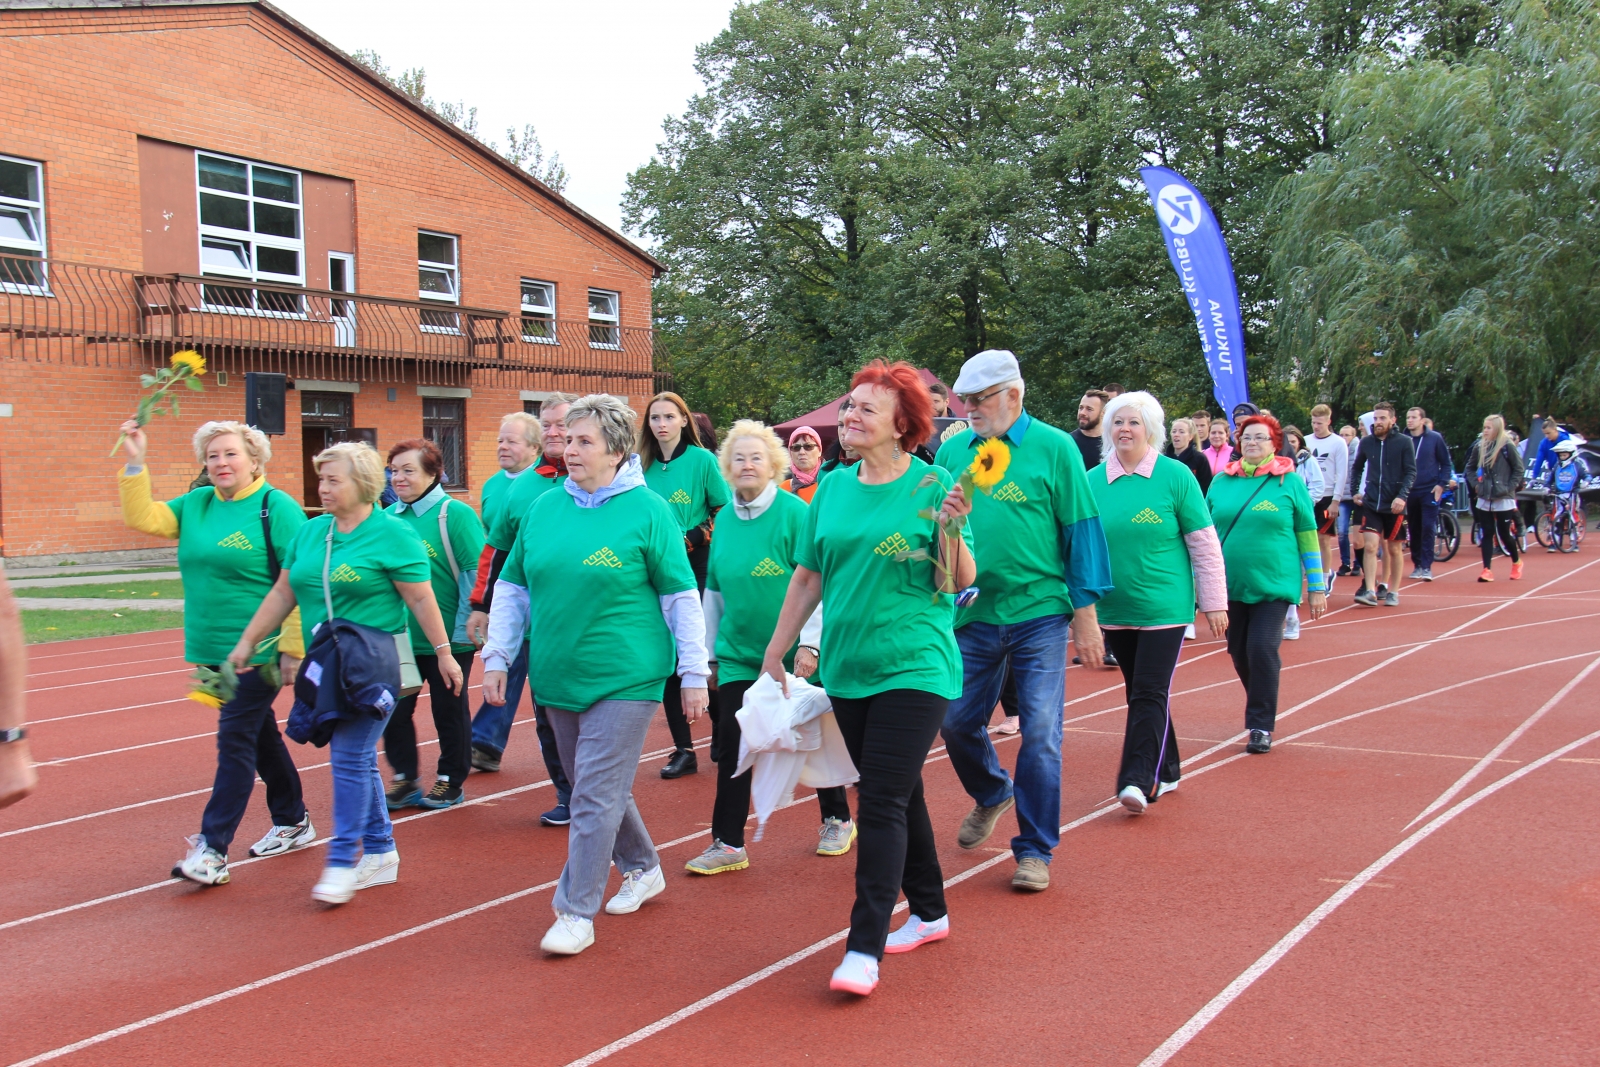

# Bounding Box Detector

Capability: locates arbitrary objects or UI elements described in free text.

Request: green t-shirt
[486,464,564,550]
[168,480,306,665]
[706,489,808,682]
[935,414,1099,627]
[503,485,696,711]
[1087,454,1215,626]
[1207,469,1318,604]
[479,468,514,537]
[643,445,730,532]
[283,508,431,642]
[795,458,973,700]
[387,490,485,654]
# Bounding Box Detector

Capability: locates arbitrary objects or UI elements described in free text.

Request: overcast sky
[271,0,739,237]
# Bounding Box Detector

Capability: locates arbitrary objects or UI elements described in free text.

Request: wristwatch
[0,727,26,743]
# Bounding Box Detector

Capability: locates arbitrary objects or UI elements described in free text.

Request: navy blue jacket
[286,620,402,747]
[1407,429,1453,493]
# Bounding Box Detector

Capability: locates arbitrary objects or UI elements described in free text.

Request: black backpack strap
[1218,475,1272,548]
[260,488,281,583]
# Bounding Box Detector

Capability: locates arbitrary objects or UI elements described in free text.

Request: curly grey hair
[564,394,639,458]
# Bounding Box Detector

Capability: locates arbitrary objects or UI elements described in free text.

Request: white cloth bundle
[734,673,858,840]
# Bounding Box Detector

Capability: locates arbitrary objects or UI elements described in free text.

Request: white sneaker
[172,834,229,886]
[1283,607,1301,640]
[604,864,665,915]
[829,951,879,995]
[311,865,359,905]
[1156,780,1178,797]
[541,913,595,955]
[1184,623,1196,640]
[1118,785,1148,814]
[248,815,316,857]
[884,913,949,954]
[353,849,399,890]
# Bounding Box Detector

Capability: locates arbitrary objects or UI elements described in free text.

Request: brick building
[0,0,666,559]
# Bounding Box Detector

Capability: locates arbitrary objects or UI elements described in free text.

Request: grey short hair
[1102,390,1167,451]
[193,420,271,474]
[542,391,581,411]
[998,377,1025,401]
[500,411,542,449]
[564,394,638,457]
[313,441,386,504]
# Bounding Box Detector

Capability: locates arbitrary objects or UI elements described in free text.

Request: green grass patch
[24,609,185,644]
[18,579,185,600]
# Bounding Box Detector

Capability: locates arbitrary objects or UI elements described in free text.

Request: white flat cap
[952,349,1021,395]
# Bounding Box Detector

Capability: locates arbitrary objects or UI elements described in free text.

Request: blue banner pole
[1139,166,1250,422]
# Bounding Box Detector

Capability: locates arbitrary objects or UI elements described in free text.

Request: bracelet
[433,641,451,651]
[0,727,26,744]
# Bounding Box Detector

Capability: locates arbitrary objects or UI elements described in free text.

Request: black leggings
[384,650,475,786]
[1478,508,1521,568]
[1226,600,1289,733]
[709,679,850,847]
[1103,627,1185,796]
[829,689,949,960]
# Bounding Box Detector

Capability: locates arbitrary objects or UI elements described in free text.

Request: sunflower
[968,437,1010,491]
[187,690,223,709]
[170,349,207,376]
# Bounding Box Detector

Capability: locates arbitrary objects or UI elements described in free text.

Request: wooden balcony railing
[0,255,667,391]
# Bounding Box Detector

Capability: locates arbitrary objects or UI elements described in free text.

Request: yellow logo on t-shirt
[329,564,362,582]
[874,532,911,557]
[424,541,439,559]
[217,531,254,551]
[750,557,786,577]
[1131,508,1163,525]
[583,547,624,569]
[1252,500,1280,512]
[994,482,1027,503]
[668,489,692,505]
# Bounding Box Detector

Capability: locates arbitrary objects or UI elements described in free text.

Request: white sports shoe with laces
[541,913,595,955]
[605,864,665,915]
[249,815,316,857]
[172,834,229,885]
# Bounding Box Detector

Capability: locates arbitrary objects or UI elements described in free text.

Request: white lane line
[30,732,218,768]
[29,698,190,726]
[25,636,183,662]
[1137,726,1600,1066]
[1176,558,1600,771]
[0,787,215,840]
[27,656,190,679]
[26,667,192,695]
[1401,653,1600,830]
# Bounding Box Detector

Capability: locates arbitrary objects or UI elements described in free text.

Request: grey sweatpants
[547,698,661,920]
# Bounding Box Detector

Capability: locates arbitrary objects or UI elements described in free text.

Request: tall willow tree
[1272,0,1600,437]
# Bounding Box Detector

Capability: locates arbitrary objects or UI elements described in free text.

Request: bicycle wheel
[1560,512,1582,553]
[1535,511,1554,548]
[1435,511,1459,562]
[1575,512,1588,548]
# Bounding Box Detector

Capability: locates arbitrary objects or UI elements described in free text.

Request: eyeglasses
[789,441,818,452]
[959,386,1006,407]
[1239,434,1274,444]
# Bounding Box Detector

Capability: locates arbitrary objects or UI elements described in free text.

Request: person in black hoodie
[1349,401,1417,607]
[1163,416,1212,493]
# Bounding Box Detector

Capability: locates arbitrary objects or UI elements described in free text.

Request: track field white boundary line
[24,636,184,662]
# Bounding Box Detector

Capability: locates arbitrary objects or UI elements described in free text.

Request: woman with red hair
[761,360,975,997]
[1206,414,1327,754]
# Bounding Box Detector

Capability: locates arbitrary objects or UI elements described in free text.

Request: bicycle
[1434,485,1461,562]
[1535,489,1586,553]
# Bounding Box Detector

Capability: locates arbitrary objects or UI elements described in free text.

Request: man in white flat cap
[934,349,1112,892]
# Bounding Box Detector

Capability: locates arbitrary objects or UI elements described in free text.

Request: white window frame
[417,230,460,334]
[328,251,356,347]
[520,278,557,344]
[588,287,620,349]
[195,151,306,316]
[0,153,48,294]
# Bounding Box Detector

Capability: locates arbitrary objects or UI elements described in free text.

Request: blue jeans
[327,708,395,868]
[469,642,571,806]
[941,614,1068,863]
[199,667,305,854]
[1337,501,1354,568]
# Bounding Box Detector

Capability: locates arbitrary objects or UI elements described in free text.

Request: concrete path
[15,598,184,611]
[8,571,181,589]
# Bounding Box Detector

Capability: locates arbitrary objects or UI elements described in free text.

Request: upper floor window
[588,288,619,348]
[197,152,304,312]
[418,231,459,331]
[0,154,47,291]
[521,279,556,343]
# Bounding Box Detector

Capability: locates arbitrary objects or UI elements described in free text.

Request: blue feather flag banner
[1139,166,1250,422]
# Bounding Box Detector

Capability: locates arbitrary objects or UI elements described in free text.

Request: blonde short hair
[1170,416,1195,440]
[192,420,271,475]
[718,419,789,486]
[1103,390,1167,450]
[500,411,542,450]
[313,441,386,503]
[1310,403,1332,419]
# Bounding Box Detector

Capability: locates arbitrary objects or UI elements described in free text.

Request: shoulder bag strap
[259,488,280,583]
[437,497,461,581]
[322,521,336,627]
[1218,475,1272,548]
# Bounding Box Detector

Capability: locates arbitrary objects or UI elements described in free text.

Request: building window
[520,279,556,343]
[196,152,304,313]
[423,397,465,486]
[523,398,541,416]
[0,154,47,291]
[588,288,619,348]
[417,230,459,332]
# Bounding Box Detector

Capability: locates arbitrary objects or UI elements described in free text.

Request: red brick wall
[0,3,658,557]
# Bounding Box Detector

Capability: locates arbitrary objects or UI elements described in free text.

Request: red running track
[3,555,1599,1066]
